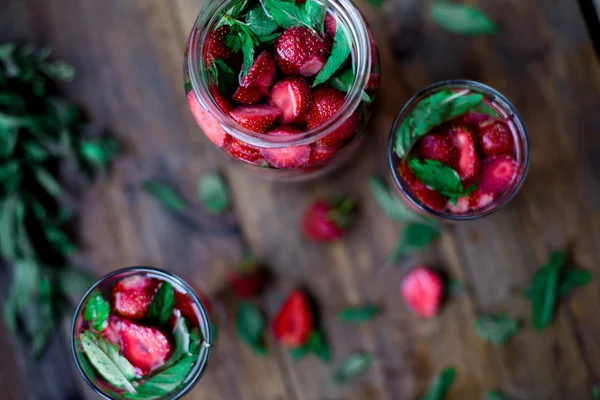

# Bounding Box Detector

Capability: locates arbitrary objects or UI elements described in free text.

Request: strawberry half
[261,126,311,169]
[275,27,332,76]
[416,130,458,167]
[401,266,443,318]
[302,198,355,242]
[272,290,314,347]
[478,155,518,195]
[224,138,263,163]
[233,51,277,104]
[113,275,160,319]
[120,320,173,375]
[306,87,358,146]
[449,126,481,185]
[204,26,232,62]
[478,121,515,157]
[174,291,201,327]
[187,91,230,147]
[398,162,447,212]
[269,76,313,125]
[230,105,281,133]
[307,140,342,166]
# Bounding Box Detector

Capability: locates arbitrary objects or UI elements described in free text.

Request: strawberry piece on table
[261,126,311,169]
[113,275,160,319]
[269,76,313,125]
[209,84,233,113]
[272,290,314,347]
[449,125,481,185]
[234,51,277,104]
[478,121,515,157]
[276,27,332,76]
[204,26,232,62]
[306,87,358,146]
[228,258,268,298]
[416,130,459,167]
[230,105,281,133]
[224,137,263,163]
[174,291,201,327]
[120,320,173,375]
[401,266,443,318]
[187,91,230,147]
[307,140,342,165]
[398,162,447,212]
[478,155,518,195]
[302,198,355,242]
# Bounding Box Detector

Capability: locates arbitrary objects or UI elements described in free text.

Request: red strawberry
[232,85,264,105]
[102,315,122,345]
[455,111,494,128]
[275,27,332,76]
[261,126,311,169]
[224,138,263,163]
[398,162,447,212]
[401,266,443,318]
[228,257,268,298]
[325,13,337,37]
[272,290,314,347]
[307,140,342,165]
[120,320,173,375]
[233,51,277,104]
[306,87,358,146]
[302,198,355,242]
[204,26,232,61]
[447,196,470,214]
[113,275,160,319]
[478,121,515,157]
[187,91,230,147]
[269,76,313,124]
[230,105,281,133]
[416,130,459,167]
[209,84,233,113]
[174,291,201,327]
[467,188,496,210]
[449,126,481,185]
[479,155,518,194]
[367,73,380,89]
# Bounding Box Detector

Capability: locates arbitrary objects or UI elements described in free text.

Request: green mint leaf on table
[290,329,331,363]
[237,302,267,356]
[530,250,566,330]
[313,20,351,87]
[84,291,111,331]
[339,305,379,323]
[446,278,465,294]
[485,390,508,400]
[593,385,600,399]
[263,0,314,31]
[246,6,279,37]
[198,173,231,214]
[431,3,497,36]
[367,0,384,7]
[143,180,186,213]
[421,367,456,400]
[558,268,592,296]
[329,69,372,103]
[474,315,519,345]
[303,0,326,33]
[370,177,421,223]
[290,344,311,360]
[390,222,441,262]
[333,352,372,384]
[80,331,137,394]
[474,102,501,117]
[146,282,175,325]
[126,355,196,399]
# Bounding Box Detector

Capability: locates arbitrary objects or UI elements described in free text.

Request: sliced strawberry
[187,91,230,147]
[401,266,443,318]
[209,84,233,113]
[479,155,518,195]
[306,87,358,146]
[113,275,160,319]
[233,51,277,104]
[467,188,497,210]
[307,140,342,165]
[398,162,447,212]
[204,26,232,62]
[224,137,263,163]
[260,126,311,169]
[478,121,515,157]
[447,196,470,214]
[269,76,313,124]
[272,290,314,347]
[232,85,264,105]
[416,130,459,167]
[174,291,201,327]
[302,198,354,242]
[102,315,122,345]
[449,126,481,185]
[325,13,337,38]
[120,320,173,375]
[230,105,281,133]
[275,27,332,76]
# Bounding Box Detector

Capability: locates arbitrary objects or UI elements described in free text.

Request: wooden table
[2,0,600,399]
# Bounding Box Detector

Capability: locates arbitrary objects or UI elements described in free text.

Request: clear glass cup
[71,267,214,400]
[183,0,380,181]
[388,80,530,221]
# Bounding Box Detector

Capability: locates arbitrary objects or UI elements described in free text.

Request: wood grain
[2,0,600,399]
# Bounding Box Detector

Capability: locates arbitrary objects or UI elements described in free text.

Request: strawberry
[416,130,458,167]
[261,126,311,168]
[232,86,264,105]
[478,155,518,194]
[233,51,277,104]
[401,266,443,318]
[367,73,380,89]
[302,198,355,242]
[187,91,230,147]
[113,275,160,319]
[174,291,201,327]
[230,105,281,133]
[228,257,268,298]
[446,196,470,214]
[306,87,358,146]
[269,76,313,124]
[275,27,332,76]
[272,290,314,347]
[447,189,496,213]
[209,84,233,113]
[224,137,263,163]
[307,140,342,165]
[204,26,232,62]
[449,126,481,185]
[120,320,173,375]
[478,121,515,157]
[325,13,337,37]
[455,111,494,128]
[398,162,447,212]
[102,315,122,345]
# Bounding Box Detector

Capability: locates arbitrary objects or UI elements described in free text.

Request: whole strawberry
[204,26,232,62]
[228,257,268,298]
[401,266,444,318]
[307,87,358,146]
[275,27,332,76]
[272,290,314,347]
[302,198,356,242]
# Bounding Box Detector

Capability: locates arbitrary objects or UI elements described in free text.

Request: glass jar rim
[387,79,531,221]
[70,266,213,400]
[187,0,372,148]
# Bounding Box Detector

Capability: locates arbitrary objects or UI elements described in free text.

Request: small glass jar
[388,80,530,221]
[71,267,214,400]
[184,0,380,181]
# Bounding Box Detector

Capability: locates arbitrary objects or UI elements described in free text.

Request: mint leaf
[559,268,592,296]
[333,352,372,384]
[146,282,175,325]
[143,180,186,212]
[314,20,350,87]
[473,102,501,117]
[329,69,372,103]
[236,302,267,356]
[408,158,463,197]
[421,367,456,400]
[198,173,230,214]
[308,329,331,362]
[474,315,519,345]
[34,167,61,197]
[367,0,384,7]
[390,222,440,262]
[263,0,314,30]
[80,331,137,394]
[593,385,600,400]
[486,389,508,400]
[126,355,196,399]
[431,3,497,36]
[258,32,282,43]
[84,291,110,331]
[370,177,420,222]
[246,7,279,37]
[339,305,379,323]
[303,0,325,33]
[531,251,565,330]
[169,317,192,364]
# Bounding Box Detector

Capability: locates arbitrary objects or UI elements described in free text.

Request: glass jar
[71,267,214,400]
[184,0,380,181]
[388,80,530,221]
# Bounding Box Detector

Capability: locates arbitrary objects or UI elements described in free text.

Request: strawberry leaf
[236,302,267,356]
[198,173,230,214]
[431,3,497,36]
[246,7,279,37]
[332,352,372,384]
[84,291,110,331]
[313,20,351,87]
[308,330,331,362]
[474,315,519,345]
[339,305,379,323]
[421,367,456,400]
[142,180,187,213]
[146,281,175,325]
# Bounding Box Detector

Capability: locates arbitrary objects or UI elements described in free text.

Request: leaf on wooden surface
[198,173,231,214]
[236,302,267,356]
[143,180,187,213]
[421,367,457,400]
[430,3,497,36]
[339,305,379,323]
[474,315,519,345]
[332,352,372,384]
[370,177,420,222]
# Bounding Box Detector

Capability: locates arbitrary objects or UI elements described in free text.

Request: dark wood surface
[2,0,600,399]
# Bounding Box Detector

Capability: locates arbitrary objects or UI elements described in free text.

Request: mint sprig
[408,158,477,202]
[146,281,175,325]
[84,291,110,331]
